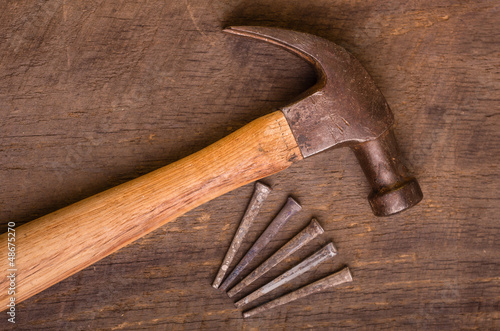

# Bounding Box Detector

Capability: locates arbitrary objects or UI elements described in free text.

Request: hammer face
[352,130,423,216]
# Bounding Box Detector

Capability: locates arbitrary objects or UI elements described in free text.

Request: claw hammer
[0,27,423,308]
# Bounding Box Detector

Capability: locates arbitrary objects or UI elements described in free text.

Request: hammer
[0,27,422,307]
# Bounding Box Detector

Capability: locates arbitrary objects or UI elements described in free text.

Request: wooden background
[1,0,498,329]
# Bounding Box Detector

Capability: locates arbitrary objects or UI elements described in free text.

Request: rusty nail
[235,242,337,308]
[219,196,302,291]
[242,267,352,318]
[227,218,324,297]
[212,182,272,289]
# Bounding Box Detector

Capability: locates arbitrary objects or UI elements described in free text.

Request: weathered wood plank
[0,0,498,329]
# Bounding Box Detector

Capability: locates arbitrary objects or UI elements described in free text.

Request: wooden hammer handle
[0,111,302,307]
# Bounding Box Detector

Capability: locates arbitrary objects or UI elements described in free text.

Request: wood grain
[0,0,498,329]
[0,111,300,308]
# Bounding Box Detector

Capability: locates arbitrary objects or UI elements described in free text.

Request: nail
[235,242,337,308]
[228,218,324,297]
[219,196,302,291]
[243,267,352,318]
[212,182,272,289]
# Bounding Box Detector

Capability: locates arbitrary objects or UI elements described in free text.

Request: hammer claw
[225,26,422,215]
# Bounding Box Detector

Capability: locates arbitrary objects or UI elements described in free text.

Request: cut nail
[228,218,324,297]
[212,182,272,289]
[219,196,302,291]
[243,267,352,318]
[235,242,337,308]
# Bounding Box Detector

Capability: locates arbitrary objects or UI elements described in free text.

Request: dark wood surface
[1,0,498,329]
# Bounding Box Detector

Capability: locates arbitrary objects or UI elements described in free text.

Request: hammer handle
[0,111,302,307]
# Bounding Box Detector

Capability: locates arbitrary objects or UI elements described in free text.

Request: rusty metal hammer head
[225,26,423,216]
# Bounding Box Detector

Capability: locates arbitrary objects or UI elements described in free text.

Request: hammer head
[225,26,422,216]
